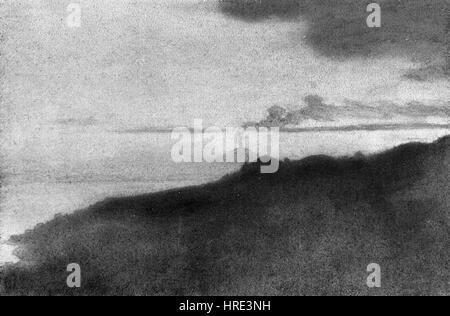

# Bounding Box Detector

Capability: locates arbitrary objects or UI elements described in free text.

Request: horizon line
[113,123,450,135]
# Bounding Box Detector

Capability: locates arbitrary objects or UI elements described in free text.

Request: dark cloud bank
[2,136,450,295]
[219,0,450,76]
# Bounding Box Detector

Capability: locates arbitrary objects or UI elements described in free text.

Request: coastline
[1,135,450,295]
[2,128,450,268]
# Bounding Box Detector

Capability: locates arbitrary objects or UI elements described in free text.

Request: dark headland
[2,135,450,295]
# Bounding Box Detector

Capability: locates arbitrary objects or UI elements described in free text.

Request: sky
[1,0,450,267]
[1,0,449,141]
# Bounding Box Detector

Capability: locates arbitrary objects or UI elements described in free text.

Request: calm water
[1,128,449,264]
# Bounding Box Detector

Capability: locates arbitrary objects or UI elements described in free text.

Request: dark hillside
[2,136,450,295]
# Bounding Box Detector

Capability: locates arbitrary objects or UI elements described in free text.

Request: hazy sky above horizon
[1,0,450,140]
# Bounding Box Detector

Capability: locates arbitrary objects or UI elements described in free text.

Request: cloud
[250,95,450,127]
[403,64,450,82]
[55,117,98,127]
[219,0,302,20]
[219,0,449,70]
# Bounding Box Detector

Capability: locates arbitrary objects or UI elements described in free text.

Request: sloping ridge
[3,135,450,295]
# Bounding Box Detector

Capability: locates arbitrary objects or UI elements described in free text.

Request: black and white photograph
[0,0,450,298]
